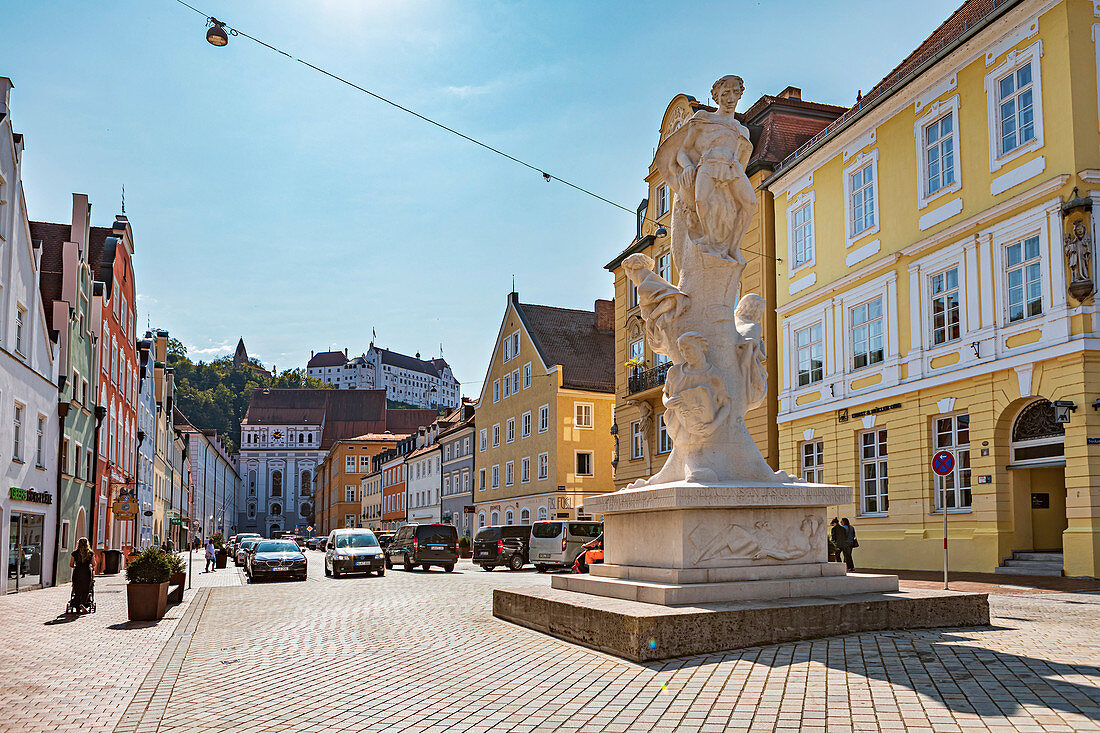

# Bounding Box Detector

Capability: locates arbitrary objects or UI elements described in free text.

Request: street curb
[112,588,211,733]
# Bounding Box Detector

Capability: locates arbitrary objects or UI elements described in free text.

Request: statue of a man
[670,75,757,264]
[1065,218,1095,300]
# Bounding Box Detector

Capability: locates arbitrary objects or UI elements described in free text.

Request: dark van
[384,523,459,572]
[473,525,532,571]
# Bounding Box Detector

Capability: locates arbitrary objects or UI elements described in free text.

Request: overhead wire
[169,0,783,264]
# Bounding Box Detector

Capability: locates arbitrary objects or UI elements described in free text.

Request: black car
[247,539,307,581]
[376,533,394,550]
[384,524,458,572]
[473,525,531,571]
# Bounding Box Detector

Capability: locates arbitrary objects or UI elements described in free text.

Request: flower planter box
[215,550,228,569]
[459,549,472,559]
[127,582,168,622]
[168,572,186,604]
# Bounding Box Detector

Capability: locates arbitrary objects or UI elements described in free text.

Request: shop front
[4,487,55,594]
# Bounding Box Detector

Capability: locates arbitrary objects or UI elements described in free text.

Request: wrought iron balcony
[628,362,671,395]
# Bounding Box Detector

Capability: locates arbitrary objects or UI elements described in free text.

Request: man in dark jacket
[830,517,852,571]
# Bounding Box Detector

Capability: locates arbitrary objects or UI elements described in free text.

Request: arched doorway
[1009,399,1067,552]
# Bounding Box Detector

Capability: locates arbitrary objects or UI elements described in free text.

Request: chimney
[595,299,614,332]
[71,193,90,250]
[0,77,12,123]
[778,86,802,100]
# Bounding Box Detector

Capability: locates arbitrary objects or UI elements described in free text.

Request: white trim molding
[843,148,881,248]
[788,271,817,296]
[919,198,964,231]
[991,156,1046,196]
[915,93,963,209]
[846,239,881,267]
[787,190,817,274]
[984,39,1044,173]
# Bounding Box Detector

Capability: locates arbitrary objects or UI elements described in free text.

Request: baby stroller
[65,575,96,615]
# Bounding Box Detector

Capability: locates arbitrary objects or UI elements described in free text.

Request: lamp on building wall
[655,225,668,238]
[205,18,230,46]
[1053,400,1077,424]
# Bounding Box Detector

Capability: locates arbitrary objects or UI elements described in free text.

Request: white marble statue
[624,75,797,488]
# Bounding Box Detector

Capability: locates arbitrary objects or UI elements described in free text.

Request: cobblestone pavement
[1,553,1097,732]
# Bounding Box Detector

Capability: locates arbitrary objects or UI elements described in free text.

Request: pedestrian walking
[69,537,95,613]
[841,517,857,571]
[830,517,853,571]
[204,538,216,573]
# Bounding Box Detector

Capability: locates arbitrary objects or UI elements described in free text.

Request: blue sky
[4,0,960,396]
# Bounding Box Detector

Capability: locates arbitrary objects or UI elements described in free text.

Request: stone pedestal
[553,481,898,605]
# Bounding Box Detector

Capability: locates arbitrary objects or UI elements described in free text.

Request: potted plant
[125,548,171,621]
[212,533,228,569]
[165,552,186,604]
[458,536,471,559]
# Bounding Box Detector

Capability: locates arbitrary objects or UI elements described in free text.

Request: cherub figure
[623,253,689,356]
[663,332,730,483]
[734,293,768,410]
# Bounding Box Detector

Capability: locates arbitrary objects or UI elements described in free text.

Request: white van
[529,520,602,571]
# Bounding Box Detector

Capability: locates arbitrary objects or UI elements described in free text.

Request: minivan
[529,520,603,571]
[472,525,531,571]
[325,528,385,577]
[384,523,459,572]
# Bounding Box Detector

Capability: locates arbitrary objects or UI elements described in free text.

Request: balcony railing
[628,362,671,395]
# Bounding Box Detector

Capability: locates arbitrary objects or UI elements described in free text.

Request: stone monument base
[494,585,990,662]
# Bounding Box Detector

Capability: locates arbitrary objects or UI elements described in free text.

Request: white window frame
[478,468,486,491]
[14,304,26,356]
[656,251,672,282]
[928,265,962,346]
[842,150,880,246]
[859,428,889,517]
[849,296,886,371]
[574,402,594,429]
[492,423,500,447]
[506,418,515,444]
[656,183,670,218]
[787,191,816,272]
[932,412,972,512]
[521,456,530,483]
[505,461,514,486]
[795,321,824,387]
[502,375,511,399]
[35,413,46,468]
[521,411,531,438]
[630,420,643,460]
[575,450,594,477]
[985,40,1044,172]
[512,369,520,395]
[537,452,549,480]
[538,404,549,433]
[1003,233,1044,325]
[523,363,532,389]
[800,439,823,483]
[656,414,672,455]
[493,379,500,403]
[13,402,24,462]
[914,94,962,209]
[491,465,499,489]
[479,429,487,452]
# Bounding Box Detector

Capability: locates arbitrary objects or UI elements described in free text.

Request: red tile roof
[30,221,70,330]
[775,0,1015,175]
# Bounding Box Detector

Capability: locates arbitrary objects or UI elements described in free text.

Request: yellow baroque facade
[473,293,615,525]
[766,0,1100,577]
[607,87,844,489]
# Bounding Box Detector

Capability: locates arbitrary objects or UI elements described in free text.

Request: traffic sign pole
[931,450,956,591]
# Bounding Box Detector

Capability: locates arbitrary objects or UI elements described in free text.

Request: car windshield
[335,533,379,549]
[417,526,456,544]
[532,522,563,538]
[241,540,259,550]
[475,528,501,542]
[255,541,299,553]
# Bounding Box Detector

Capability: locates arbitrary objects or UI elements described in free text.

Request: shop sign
[851,403,902,420]
[463,505,476,514]
[1088,438,1100,445]
[9,487,52,505]
[113,500,138,518]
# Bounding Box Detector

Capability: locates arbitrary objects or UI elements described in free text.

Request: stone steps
[994,551,1063,576]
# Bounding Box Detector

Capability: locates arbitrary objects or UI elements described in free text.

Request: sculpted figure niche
[624,75,797,489]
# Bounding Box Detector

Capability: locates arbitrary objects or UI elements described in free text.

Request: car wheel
[509,554,524,571]
[324,561,330,577]
[482,565,494,571]
[443,564,454,573]
[403,554,413,571]
[385,556,392,570]
[535,564,546,573]
[332,563,341,578]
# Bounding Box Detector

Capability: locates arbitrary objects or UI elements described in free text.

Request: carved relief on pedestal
[687,514,822,565]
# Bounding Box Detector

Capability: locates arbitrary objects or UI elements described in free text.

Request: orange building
[379,435,415,532]
[315,433,407,534]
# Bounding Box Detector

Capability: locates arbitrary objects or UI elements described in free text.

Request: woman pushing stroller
[68,537,95,613]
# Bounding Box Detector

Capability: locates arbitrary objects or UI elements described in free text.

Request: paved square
[0,553,1097,732]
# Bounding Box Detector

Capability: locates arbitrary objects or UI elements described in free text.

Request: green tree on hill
[167,342,328,453]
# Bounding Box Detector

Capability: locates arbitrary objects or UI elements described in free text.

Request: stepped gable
[307,350,347,369]
[515,300,615,393]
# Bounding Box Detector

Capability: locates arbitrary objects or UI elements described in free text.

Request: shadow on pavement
[107,621,159,630]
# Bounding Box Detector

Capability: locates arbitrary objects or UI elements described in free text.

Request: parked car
[473,525,532,571]
[234,532,261,553]
[247,539,307,581]
[325,529,385,577]
[306,537,323,551]
[235,537,261,566]
[529,520,603,572]
[376,533,394,550]
[384,524,458,572]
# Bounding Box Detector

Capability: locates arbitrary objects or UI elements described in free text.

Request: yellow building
[766,0,1100,578]
[606,87,844,488]
[473,293,615,526]
[315,434,404,534]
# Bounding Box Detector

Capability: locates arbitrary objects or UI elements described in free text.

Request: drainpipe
[51,395,71,588]
[88,405,107,568]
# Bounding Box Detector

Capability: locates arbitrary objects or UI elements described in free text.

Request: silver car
[325,529,385,577]
[530,520,602,571]
[235,537,261,566]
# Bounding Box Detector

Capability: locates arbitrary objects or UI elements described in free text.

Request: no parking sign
[931,450,955,476]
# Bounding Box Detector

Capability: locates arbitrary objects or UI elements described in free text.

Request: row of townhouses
[310,0,1100,580]
[0,77,239,594]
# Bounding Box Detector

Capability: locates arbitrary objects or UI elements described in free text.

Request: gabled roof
[242,388,438,449]
[772,0,1016,179]
[307,350,346,368]
[514,298,614,393]
[30,221,69,329]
